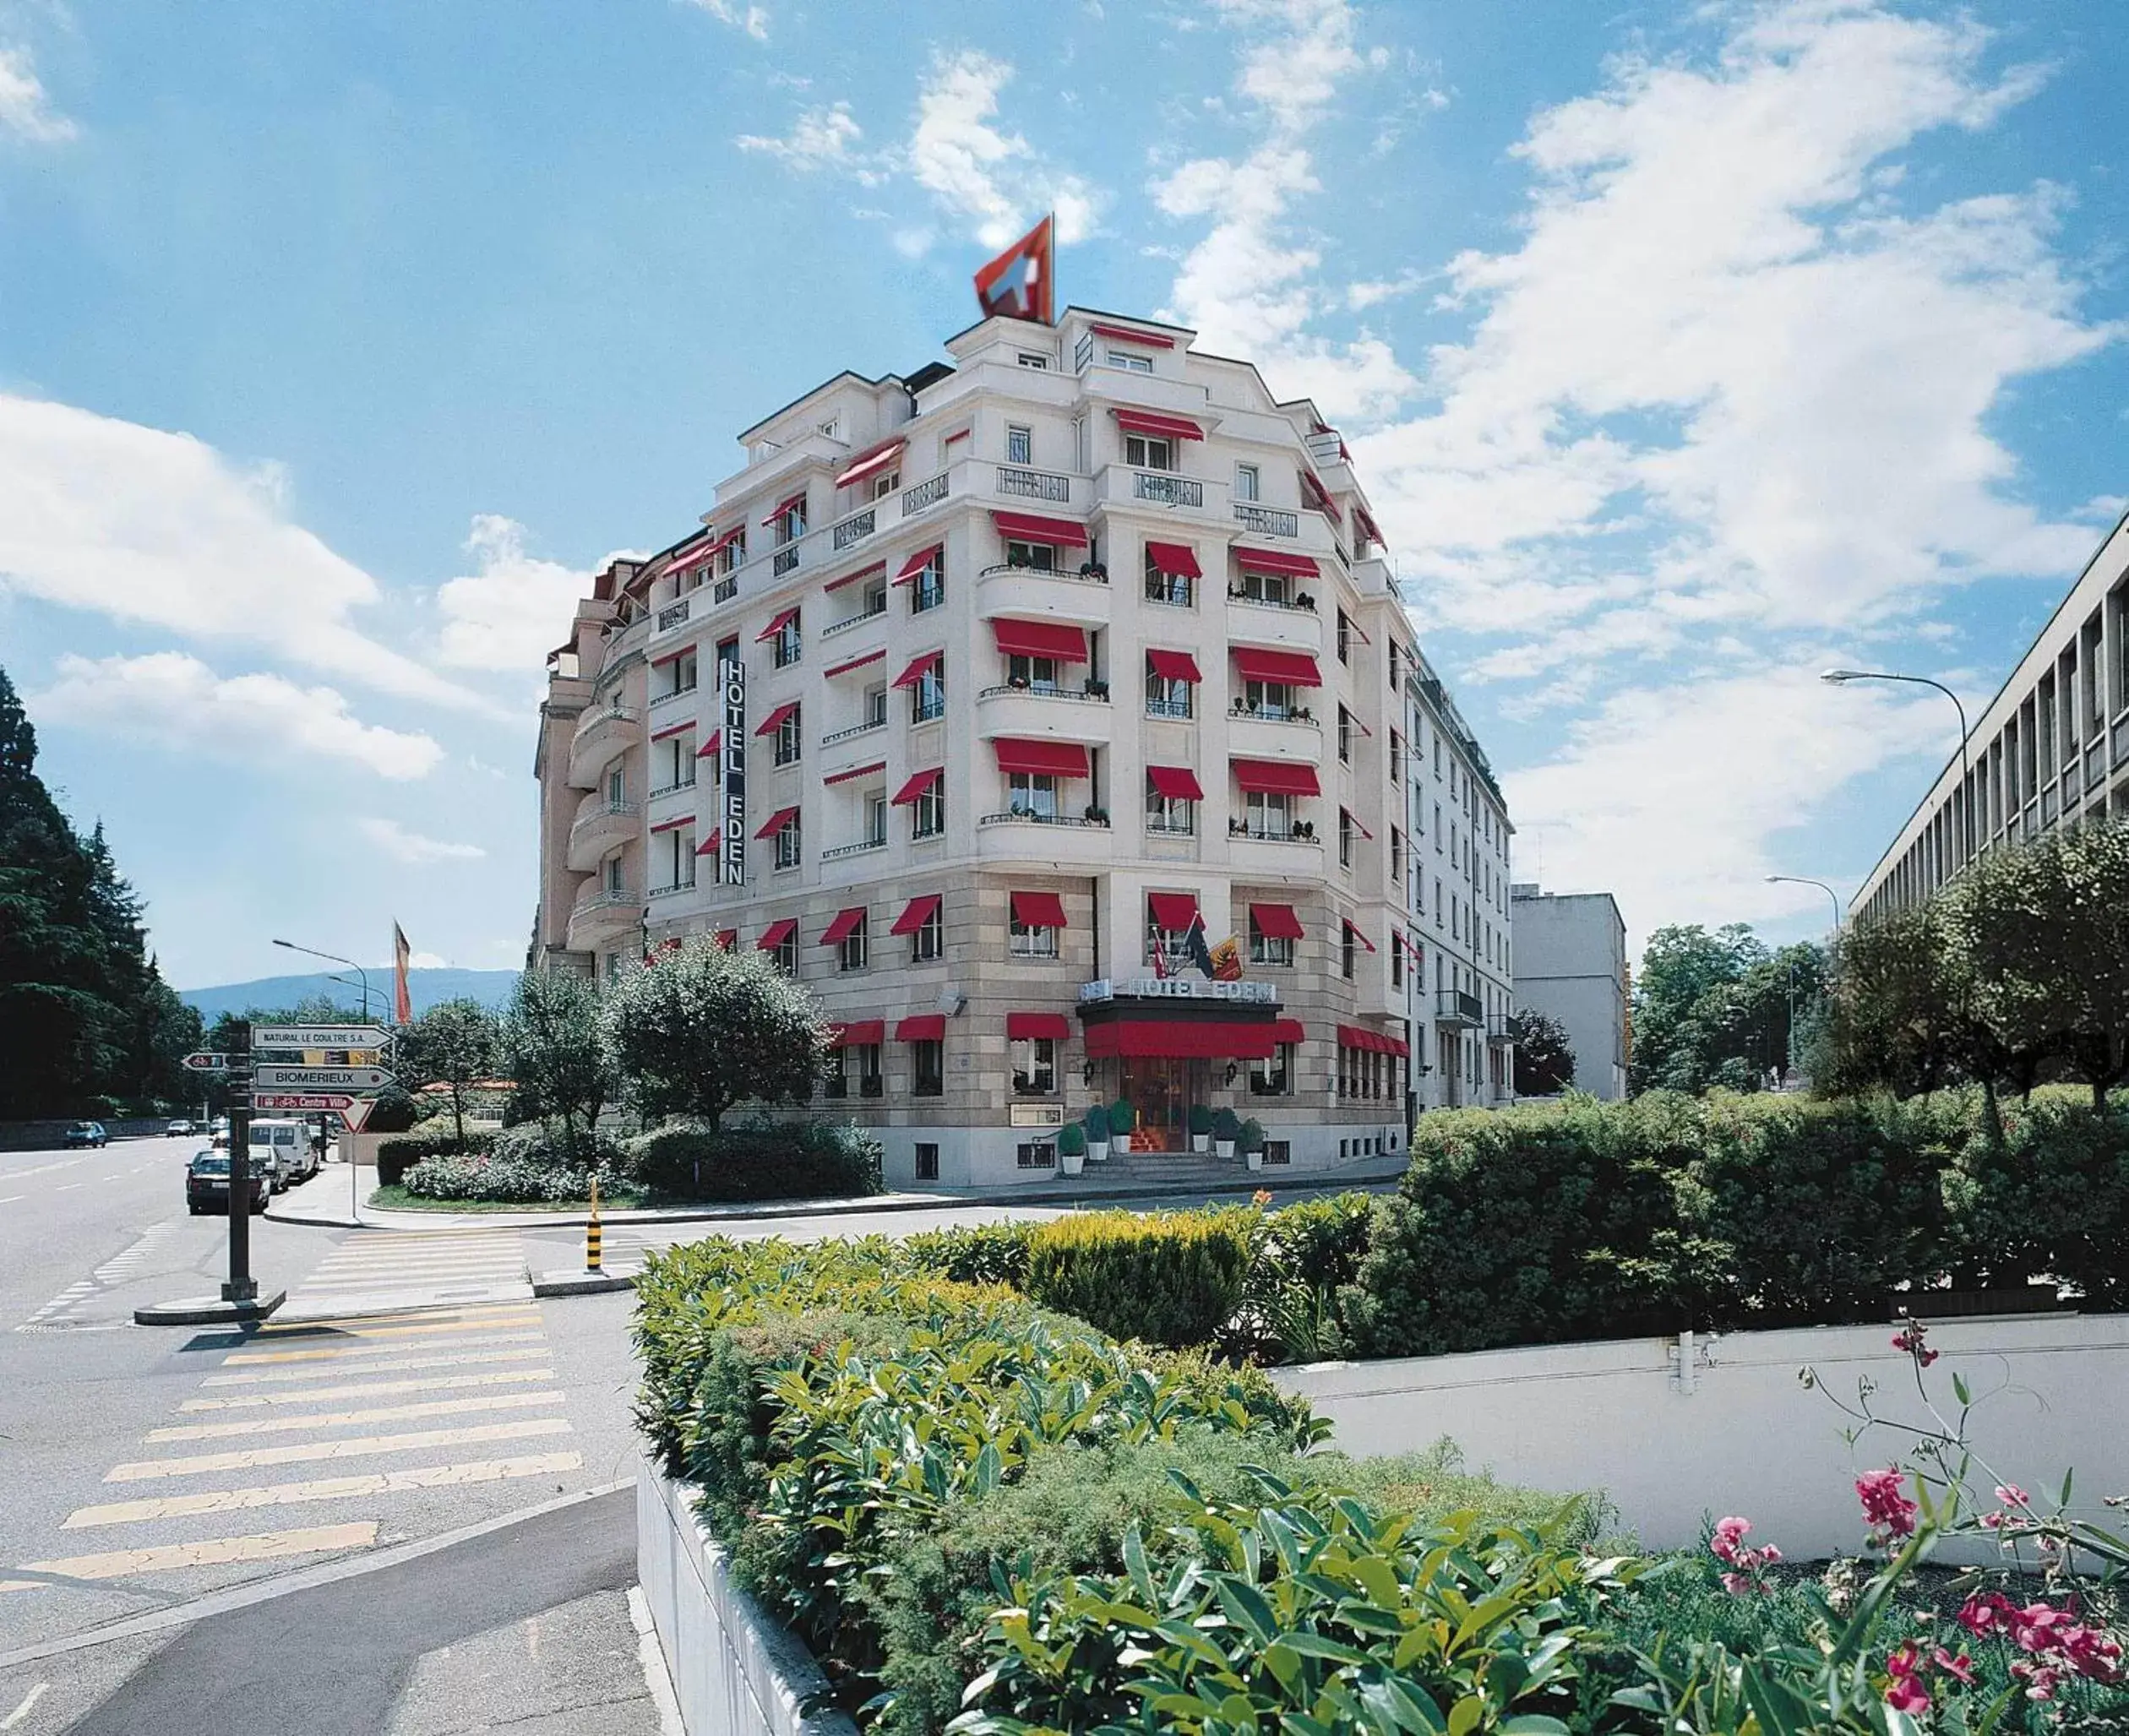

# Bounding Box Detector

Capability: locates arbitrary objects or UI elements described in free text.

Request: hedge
[400,1151,629,1204]
[1021,1208,1252,1348]
[620,1117,881,1201]
[375,1127,495,1187]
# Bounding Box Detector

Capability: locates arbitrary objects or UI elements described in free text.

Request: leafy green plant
[1238,1117,1265,1155]
[1023,1209,1251,1348]
[1108,1099,1135,1140]
[1057,1121,1086,1159]
[621,1117,881,1200]
[1211,1105,1242,1145]
[903,1221,1038,1289]
[1188,1102,1212,1138]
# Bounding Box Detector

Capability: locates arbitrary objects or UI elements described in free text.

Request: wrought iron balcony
[1233,502,1299,537]
[996,465,1071,503]
[1435,989,1484,1026]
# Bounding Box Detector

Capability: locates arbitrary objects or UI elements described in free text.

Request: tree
[1510,1009,1576,1096]
[601,935,827,1129]
[397,998,500,1145]
[499,967,613,1144]
[1630,923,1826,1095]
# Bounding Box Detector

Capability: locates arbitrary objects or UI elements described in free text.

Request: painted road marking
[200,1346,549,1385]
[0,1523,377,1593]
[106,1416,574,1482]
[180,1368,554,1410]
[1,1684,48,1728]
[146,1388,566,1441]
[233,1313,542,1351]
[15,1222,189,1331]
[220,1329,545,1366]
[61,1452,585,1529]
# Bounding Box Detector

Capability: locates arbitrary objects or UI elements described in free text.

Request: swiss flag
[974,215,1054,324]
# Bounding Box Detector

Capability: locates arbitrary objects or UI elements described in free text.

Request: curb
[532,1268,643,1297]
[133,1288,287,1326]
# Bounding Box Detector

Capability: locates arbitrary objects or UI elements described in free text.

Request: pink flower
[2012,1659,2061,1702]
[1711,1517,1752,1563]
[1719,1570,1753,1594]
[1856,1467,1919,1541]
[1708,1516,1779,1592]
[1994,1483,2030,1509]
[1884,1643,1932,1713]
[1961,1592,2012,1638]
[1890,1324,1941,1367]
[1933,1648,1976,1685]
[2061,1624,2124,1684]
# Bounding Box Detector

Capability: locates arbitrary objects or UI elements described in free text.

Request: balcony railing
[832,508,875,551]
[1228,587,1317,612]
[821,602,887,639]
[820,837,888,861]
[978,683,1110,705]
[647,879,697,900]
[712,574,738,604]
[574,703,638,738]
[1230,702,1320,727]
[911,698,946,724]
[902,471,949,514]
[1145,696,1193,720]
[979,560,1108,585]
[1486,1013,1514,1041]
[1228,820,1318,843]
[1145,817,1196,836]
[979,811,1111,829]
[1133,471,1202,508]
[1233,502,1299,537]
[772,545,801,576]
[649,683,697,710]
[656,599,690,632]
[1144,577,1194,607]
[997,465,1071,503]
[572,886,638,914]
[821,717,886,748]
[1435,989,1484,1026]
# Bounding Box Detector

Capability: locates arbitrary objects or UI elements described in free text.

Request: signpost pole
[224,1037,257,1303]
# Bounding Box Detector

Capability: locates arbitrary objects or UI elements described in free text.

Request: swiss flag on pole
[973,215,1054,324]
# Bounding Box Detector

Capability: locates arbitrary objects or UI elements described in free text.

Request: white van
[246,1119,315,1190]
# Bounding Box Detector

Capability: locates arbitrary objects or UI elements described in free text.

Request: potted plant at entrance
[1082,1105,1110,1164]
[1108,1098,1135,1153]
[1239,1118,1266,1172]
[1058,1119,1086,1178]
[1212,1106,1241,1160]
[1187,1102,1213,1155]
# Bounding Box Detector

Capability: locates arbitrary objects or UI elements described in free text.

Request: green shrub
[400,1151,622,1203]
[901,1220,1037,1288]
[491,1118,618,1170]
[375,1127,496,1187]
[1212,1104,1242,1144]
[1081,1105,1108,1145]
[364,1082,421,1135]
[620,1117,882,1200]
[1107,1098,1133,1140]
[1055,1120,1084,1159]
[1238,1115,1265,1153]
[1022,1208,1250,1347]
[1187,1102,1212,1137]
[1947,1095,2129,1307]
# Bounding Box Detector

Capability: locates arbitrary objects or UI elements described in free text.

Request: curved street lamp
[272,938,375,1023]
[1763,873,1843,929]
[1820,668,1974,862]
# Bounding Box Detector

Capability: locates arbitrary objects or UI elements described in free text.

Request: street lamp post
[1764,874,1844,929]
[272,938,375,1022]
[1821,669,1974,868]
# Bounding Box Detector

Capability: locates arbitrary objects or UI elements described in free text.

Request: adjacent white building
[1508,885,1628,1100]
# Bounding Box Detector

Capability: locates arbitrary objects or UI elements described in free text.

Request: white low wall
[638,1463,858,1736]
[1274,1313,2129,1560]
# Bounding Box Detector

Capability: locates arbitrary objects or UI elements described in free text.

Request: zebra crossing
[0,1301,581,1600]
[14,1222,185,1333]
[280,1226,534,1316]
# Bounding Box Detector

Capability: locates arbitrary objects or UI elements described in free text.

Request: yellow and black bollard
[585,1175,603,1272]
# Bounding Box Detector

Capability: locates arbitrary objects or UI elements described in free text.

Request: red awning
[830,1019,884,1047]
[823,560,885,595]
[896,1013,945,1042]
[837,437,904,489]
[756,607,799,642]
[1342,807,1375,840]
[1145,648,1202,683]
[1396,931,1424,963]
[754,700,798,737]
[662,538,712,574]
[1083,1020,1277,1061]
[1342,920,1377,953]
[824,648,885,678]
[822,759,884,787]
[889,894,941,936]
[1006,1011,1070,1041]
[1144,539,1201,579]
[756,918,797,951]
[760,490,808,525]
[1113,407,1204,442]
[1010,890,1067,928]
[1271,1018,1306,1046]
[1388,1035,1410,1058]
[990,618,1087,661]
[1250,902,1304,941]
[651,814,691,834]
[714,928,738,949]
[1353,503,1384,549]
[891,650,942,688]
[694,729,721,759]
[1146,765,1204,801]
[1235,547,1320,580]
[894,543,943,582]
[1300,471,1341,522]
[1230,647,1322,687]
[705,525,743,557]
[991,510,1088,548]
[1346,613,1372,645]
[891,767,942,805]
[991,737,1088,777]
[1233,757,1321,797]
[1146,891,1198,930]
[753,805,799,839]
[820,907,867,945]
[1088,321,1177,348]
[651,718,694,742]
[694,832,719,856]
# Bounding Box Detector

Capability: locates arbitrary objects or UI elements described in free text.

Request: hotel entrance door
[1119,1057,1206,1151]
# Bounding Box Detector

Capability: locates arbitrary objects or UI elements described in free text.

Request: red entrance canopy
[990,618,1087,661]
[991,738,1088,777]
[1234,547,1319,580]
[1232,757,1321,797]
[991,510,1088,547]
[1271,1018,1306,1045]
[1082,1020,1277,1060]
[1230,647,1322,687]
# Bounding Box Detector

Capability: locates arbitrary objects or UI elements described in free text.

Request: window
[863,683,889,727]
[772,927,798,973]
[656,735,694,793]
[1342,923,1357,979]
[864,792,888,847]
[1124,433,1173,471]
[1145,778,1195,835]
[1106,349,1154,373]
[912,901,943,961]
[1006,423,1033,466]
[1391,937,1403,989]
[1338,706,1353,763]
[1008,772,1059,820]
[1435,803,1443,849]
[1012,1038,1056,1095]
[912,556,945,614]
[1233,569,1290,606]
[1146,899,1194,966]
[775,498,807,543]
[717,531,746,575]
[775,704,803,766]
[1435,736,1443,776]
[838,912,868,971]
[1145,552,1192,607]
[1004,538,1058,572]
[1248,915,1293,967]
[1007,653,1064,693]
[776,812,803,871]
[606,766,626,807]
[1391,827,1405,881]
[603,855,624,894]
[1390,731,1405,783]
[1249,1043,1293,1097]
[912,663,946,723]
[773,612,802,668]
[1016,352,1050,370]
[871,470,899,500]
[661,828,694,891]
[1261,1139,1291,1167]
[1336,610,1352,664]
[852,1044,883,1097]
[912,778,945,840]
[1235,462,1260,502]
[911,1040,944,1097]
[914,1142,939,1181]
[1339,808,1355,868]
[861,574,889,617]
[1016,1140,1058,1168]
[1240,678,1298,721]
[656,650,698,701]
[1146,666,1194,720]
[1010,912,1059,957]
[1243,791,1293,840]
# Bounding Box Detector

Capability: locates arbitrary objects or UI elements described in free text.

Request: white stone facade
[1507,885,1628,1100]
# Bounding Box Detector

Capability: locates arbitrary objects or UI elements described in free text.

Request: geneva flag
[974,215,1054,324]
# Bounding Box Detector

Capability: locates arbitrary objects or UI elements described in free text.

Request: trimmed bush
[1022,1208,1251,1347]
[620,1117,881,1201]
[1107,1098,1133,1140]
[491,1118,619,1170]
[1947,1094,2129,1307]
[375,1127,495,1187]
[400,1151,623,1203]
[901,1220,1038,1288]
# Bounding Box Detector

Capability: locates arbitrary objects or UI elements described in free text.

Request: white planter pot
[1086,1140,1109,1163]
[1060,1148,1084,1177]
[1215,1139,1236,1159]
[1245,1150,1263,1171]
[1191,1134,1210,1153]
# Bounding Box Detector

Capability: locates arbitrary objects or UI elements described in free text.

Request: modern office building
[1508,885,1629,1100]
[531,306,1516,1187]
[1854,511,2129,921]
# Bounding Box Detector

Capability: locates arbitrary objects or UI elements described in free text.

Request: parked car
[209,1117,231,1150]
[63,1121,107,1148]
[248,1118,315,1187]
[186,1151,268,1215]
[166,1118,195,1138]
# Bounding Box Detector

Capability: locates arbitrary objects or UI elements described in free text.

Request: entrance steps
[1081,1152,1255,1187]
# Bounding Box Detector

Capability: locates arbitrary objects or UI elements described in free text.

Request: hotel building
[1853,512,2129,922]
[531,307,1516,1187]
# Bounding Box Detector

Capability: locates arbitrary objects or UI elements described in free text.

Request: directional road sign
[181,1052,231,1073]
[251,1064,395,1091]
[253,1092,359,1112]
[252,1025,394,1051]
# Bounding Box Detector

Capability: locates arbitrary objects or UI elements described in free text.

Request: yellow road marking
[149,1389,565,1441]
[63,1452,585,1528]
[220,1331,545,1367]
[181,1369,553,1410]
[200,1347,548,1385]
[0,1523,376,1592]
[226,1316,542,1358]
[107,1418,574,1482]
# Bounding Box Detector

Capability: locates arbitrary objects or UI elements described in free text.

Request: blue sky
[1,0,2121,987]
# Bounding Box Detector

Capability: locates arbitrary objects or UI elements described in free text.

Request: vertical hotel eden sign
[719,656,747,885]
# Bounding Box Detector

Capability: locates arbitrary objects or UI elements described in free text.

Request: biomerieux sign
[719,656,747,886]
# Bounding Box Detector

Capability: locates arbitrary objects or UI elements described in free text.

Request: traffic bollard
[585,1176,602,1272]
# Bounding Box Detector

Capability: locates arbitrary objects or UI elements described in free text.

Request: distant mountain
[177,968,520,1024]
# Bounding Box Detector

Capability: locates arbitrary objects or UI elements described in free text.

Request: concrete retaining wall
[638,1464,857,1736]
[1272,1312,2129,1559]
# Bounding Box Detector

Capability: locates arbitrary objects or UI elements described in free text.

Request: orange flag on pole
[392,922,413,1025]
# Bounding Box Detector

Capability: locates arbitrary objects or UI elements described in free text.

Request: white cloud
[682,0,767,41]
[26,653,444,781]
[0,43,74,142]
[357,818,486,864]
[0,395,489,713]
[406,950,450,969]
[433,514,596,673]
[737,102,872,177]
[907,50,1100,249]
